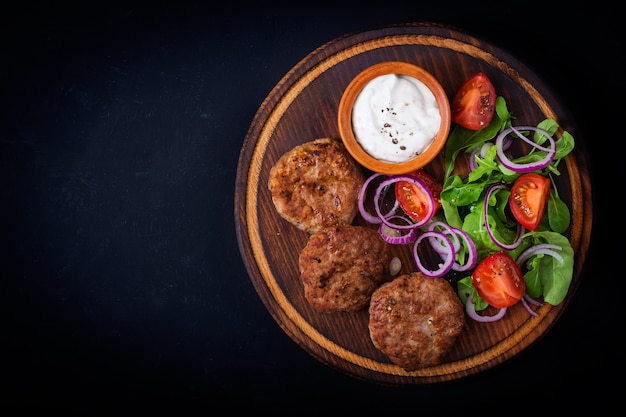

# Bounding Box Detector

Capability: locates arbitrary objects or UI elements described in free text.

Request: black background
[2,1,620,414]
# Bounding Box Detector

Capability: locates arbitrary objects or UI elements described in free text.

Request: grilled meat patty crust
[298,224,392,312]
[267,137,365,234]
[368,272,465,371]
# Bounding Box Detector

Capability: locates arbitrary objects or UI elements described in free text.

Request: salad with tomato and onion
[357,73,575,323]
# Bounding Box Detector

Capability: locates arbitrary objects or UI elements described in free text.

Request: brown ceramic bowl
[338,61,451,175]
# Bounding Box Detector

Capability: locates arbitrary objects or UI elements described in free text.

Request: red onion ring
[378,216,418,245]
[412,230,454,278]
[481,142,496,155]
[427,221,461,254]
[516,243,564,266]
[520,295,539,317]
[423,222,477,272]
[469,142,496,172]
[357,173,386,224]
[465,294,507,322]
[483,183,523,250]
[523,293,543,307]
[374,175,434,230]
[447,227,477,272]
[468,147,480,171]
[495,125,556,173]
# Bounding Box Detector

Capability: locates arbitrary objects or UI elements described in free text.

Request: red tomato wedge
[394,169,442,223]
[451,73,496,130]
[509,173,550,231]
[472,251,525,309]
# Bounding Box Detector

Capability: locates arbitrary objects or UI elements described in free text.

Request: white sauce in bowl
[351,73,441,163]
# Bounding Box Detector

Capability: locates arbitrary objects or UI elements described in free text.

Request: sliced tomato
[451,72,497,131]
[472,251,525,308]
[509,173,550,231]
[394,169,442,223]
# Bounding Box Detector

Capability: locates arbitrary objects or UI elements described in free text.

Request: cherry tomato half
[472,251,525,309]
[395,169,442,223]
[509,173,551,231]
[451,73,496,131]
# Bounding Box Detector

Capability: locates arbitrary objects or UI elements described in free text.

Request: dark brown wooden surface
[236,23,592,384]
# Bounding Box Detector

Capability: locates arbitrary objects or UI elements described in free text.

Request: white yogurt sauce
[351,73,441,163]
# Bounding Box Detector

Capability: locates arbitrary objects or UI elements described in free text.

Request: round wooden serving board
[235,23,592,384]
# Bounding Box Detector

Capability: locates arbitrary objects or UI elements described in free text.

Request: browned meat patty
[267,137,365,234]
[368,272,465,371]
[298,224,392,313]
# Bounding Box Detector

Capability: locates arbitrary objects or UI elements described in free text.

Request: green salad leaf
[521,231,574,305]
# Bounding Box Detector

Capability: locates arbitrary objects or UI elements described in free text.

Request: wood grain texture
[234,23,592,384]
